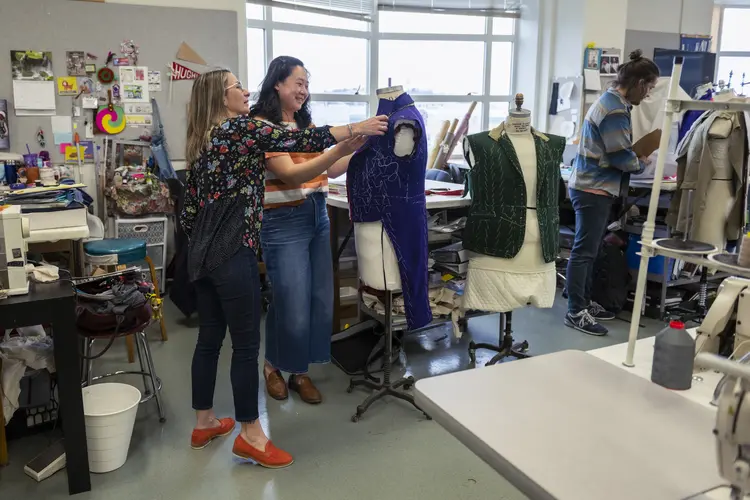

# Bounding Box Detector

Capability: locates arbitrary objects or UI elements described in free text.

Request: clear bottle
[651,320,695,390]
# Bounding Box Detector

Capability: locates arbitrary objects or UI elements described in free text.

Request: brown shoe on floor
[265,369,288,400]
[288,374,322,404]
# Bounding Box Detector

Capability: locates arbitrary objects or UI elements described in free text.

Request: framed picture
[584,48,602,71]
[600,55,620,75]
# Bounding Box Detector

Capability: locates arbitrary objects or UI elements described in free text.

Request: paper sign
[126,114,153,127]
[51,116,73,145]
[124,103,152,114]
[119,66,149,102]
[584,69,601,91]
[170,61,200,80]
[57,76,78,96]
[64,140,94,164]
[148,71,161,91]
[176,42,207,65]
[82,96,98,109]
[13,80,56,113]
[113,57,130,66]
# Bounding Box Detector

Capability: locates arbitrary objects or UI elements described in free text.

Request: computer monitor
[653,48,716,97]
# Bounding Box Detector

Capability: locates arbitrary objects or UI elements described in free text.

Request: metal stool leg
[86,339,94,387]
[138,331,166,423]
[134,331,151,397]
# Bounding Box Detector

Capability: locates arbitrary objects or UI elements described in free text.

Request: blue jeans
[192,246,261,422]
[261,193,333,374]
[566,188,615,314]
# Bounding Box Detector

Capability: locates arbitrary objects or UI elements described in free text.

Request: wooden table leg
[53,296,91,494]
[0,357,8,467]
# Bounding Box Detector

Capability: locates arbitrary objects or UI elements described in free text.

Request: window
[719,8,750,52]
[247,4,517,133]
[490,42,513,95]
[310,102,368,126]
[416,102,483,151]
[488,102,510,129]
[272,6,368,31]
[379,40,485,95]
[273,31,368,94]
[492,16,515,35]
[247,28,266,93]
[379,11,485,34]
[717,8,750,93]
[246,3,264,19]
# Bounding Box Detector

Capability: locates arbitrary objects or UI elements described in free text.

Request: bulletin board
[0,0,238,163]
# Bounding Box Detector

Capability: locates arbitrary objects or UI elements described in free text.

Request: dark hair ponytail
[614,49,660,90]
[249,56,312,129]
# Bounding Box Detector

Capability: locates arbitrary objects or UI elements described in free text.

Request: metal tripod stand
[347,289,430,422]
[468,311,531,366]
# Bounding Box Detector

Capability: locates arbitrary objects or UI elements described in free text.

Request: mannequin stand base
[347,375,428,422]
[347,285,430,422]
[468,312,531,366]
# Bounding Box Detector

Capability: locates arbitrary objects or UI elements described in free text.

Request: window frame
[246,4,517,131]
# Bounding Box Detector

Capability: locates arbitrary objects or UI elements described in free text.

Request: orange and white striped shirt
[263,121,328,209]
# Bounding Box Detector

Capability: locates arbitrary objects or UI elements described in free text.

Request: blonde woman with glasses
[181,69,386,468]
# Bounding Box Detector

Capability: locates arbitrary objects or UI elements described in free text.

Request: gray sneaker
[589,301,616,321]
[565,309,608,336]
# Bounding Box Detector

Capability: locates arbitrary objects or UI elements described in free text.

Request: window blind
[249,0,376,21]
[377,0,521,17]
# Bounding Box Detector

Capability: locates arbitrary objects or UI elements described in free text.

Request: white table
[589,330,723,410]
[326,175,470,332]
[415,349,725,500]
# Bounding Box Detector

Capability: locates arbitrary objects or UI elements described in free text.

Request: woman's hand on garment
[352,116,388,136]
[333,136,367,157]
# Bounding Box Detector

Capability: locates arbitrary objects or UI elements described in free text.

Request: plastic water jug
[651,320,695,390]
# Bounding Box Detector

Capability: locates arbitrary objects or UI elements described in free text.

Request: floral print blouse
[180,115,336,281]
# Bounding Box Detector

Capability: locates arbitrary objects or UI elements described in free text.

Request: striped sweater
[569,88,645,197]
[263,121,328,209]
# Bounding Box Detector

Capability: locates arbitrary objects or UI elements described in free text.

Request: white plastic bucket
[82,383,142,473]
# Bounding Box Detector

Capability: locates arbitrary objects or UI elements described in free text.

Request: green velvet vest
[462,128,565,263]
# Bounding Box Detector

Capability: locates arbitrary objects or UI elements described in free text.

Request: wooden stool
[83,239,168,363]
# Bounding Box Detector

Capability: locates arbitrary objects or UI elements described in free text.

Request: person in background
[565,49,659,336]
[251,56,352,404]
[181,69,384,468]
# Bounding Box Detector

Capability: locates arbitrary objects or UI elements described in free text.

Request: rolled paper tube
[446,101,478,160]
[432,119,459,170]
[427,120,450,170]
[96,107,126,134]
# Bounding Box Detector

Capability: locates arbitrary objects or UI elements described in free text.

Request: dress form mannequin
[355,85,418,291]
[692,116,738,250]
[462,95,557,313]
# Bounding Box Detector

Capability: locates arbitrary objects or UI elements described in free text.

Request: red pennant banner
[170,61,200,81]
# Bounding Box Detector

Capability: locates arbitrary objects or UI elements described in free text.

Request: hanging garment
[461,125,564,313]
[678,88,713,144]
[462,125,566,263]
[631,77,692,144]
[347,93,432,330]
[667,110,747,245]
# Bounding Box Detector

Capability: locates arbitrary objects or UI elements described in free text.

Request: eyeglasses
[225,81,244,92]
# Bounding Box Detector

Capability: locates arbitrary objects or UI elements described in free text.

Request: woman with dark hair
[251,56,351,404]
[565,49,660,336]
[182,68,384,467]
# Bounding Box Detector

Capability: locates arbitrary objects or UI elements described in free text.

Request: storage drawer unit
[115,216,168,293]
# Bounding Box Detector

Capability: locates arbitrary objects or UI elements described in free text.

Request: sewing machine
[0,204,30,296]
[695,353,750,499]
[694,277,750,364]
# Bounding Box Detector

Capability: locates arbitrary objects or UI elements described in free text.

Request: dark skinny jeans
[192,246,261,422]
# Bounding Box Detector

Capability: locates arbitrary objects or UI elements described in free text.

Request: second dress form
[462,116,556,313]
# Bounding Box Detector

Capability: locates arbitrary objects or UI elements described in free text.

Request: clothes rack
[625,56,750,367]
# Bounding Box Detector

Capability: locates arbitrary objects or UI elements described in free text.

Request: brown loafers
[265,369,288,400]
[288,374,322,405]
